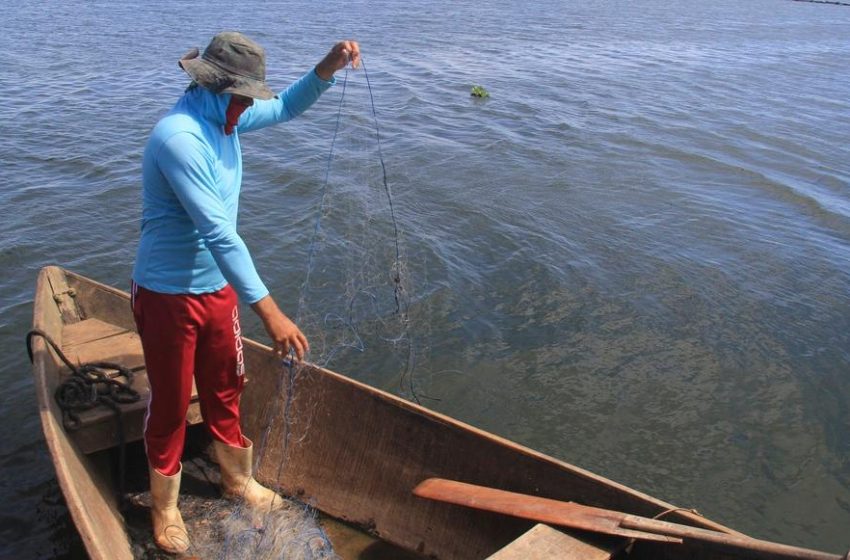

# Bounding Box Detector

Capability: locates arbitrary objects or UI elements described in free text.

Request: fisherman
[130,31,360,554]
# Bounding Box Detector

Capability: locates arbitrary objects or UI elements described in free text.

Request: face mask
[224,96,253,135]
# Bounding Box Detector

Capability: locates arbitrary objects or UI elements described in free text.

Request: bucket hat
[179,32,276,100]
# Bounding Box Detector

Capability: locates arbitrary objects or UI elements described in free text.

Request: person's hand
[251,296,309,361]
[264,311,309,361]
[315,40,361,81]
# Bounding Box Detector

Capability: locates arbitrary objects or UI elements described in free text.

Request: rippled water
[2,0,849,557]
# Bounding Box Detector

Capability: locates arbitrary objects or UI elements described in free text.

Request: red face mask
[224,95,253,135]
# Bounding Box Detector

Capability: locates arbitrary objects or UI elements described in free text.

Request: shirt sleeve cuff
[312,67,337,88]
[243,286,270,305]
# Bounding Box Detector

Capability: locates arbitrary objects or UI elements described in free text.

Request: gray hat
[179,32,276,100]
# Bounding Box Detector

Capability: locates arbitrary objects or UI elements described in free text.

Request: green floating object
[470,85,490,98]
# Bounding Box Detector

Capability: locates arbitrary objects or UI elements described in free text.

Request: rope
[653,506,703,520]
[622,505,705,555]
[360,59,425,404]
[362,59,404,315]
[26,328,141,496]
[297,68,349,325]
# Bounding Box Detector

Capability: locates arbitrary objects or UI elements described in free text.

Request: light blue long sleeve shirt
[132,70,334,303]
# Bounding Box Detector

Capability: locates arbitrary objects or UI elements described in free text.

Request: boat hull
[33,266,799,559]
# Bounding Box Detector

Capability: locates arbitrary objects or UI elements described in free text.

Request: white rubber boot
[149,465,190,554]
[213,436,284,511]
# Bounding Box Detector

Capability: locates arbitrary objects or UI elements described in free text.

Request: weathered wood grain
[486,524,621,560]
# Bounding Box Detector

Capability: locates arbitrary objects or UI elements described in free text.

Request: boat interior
[33,266,805,560]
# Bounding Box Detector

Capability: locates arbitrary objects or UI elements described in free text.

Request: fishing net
[124,432,337,560]
[290,63,416,399]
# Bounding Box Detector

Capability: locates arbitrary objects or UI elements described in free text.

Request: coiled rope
[26,328,141,494]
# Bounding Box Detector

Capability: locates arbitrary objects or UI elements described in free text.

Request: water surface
[1,0,849,557]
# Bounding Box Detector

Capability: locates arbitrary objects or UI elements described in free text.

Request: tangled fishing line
[295,59,417,400]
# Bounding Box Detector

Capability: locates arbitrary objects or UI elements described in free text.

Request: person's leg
[193,285,283,510]
[132,282,199,553]
[133,283,199,476]
[193,284,245,447]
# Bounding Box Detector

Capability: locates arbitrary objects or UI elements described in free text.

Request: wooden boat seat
[486,524,623,560]
[60,318,203,454]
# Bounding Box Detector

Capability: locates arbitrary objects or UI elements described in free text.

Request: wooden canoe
[30,265,837,559]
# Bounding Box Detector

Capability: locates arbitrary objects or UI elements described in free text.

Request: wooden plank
[62,364,202,454]
[69,367,151,427]
[412,480,838,558]
[61,330,145,370]
[413,478,681,543]
[63,318,129,349]
[487,524,621,560]
[71,394,204,455]
[46,266,82,324]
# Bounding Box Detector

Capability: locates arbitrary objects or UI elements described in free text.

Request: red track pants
[132,282,246,476]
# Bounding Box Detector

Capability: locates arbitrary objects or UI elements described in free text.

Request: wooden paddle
[412,478,844,560]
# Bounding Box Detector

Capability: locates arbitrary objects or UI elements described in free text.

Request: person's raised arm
[238,40,361,133]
